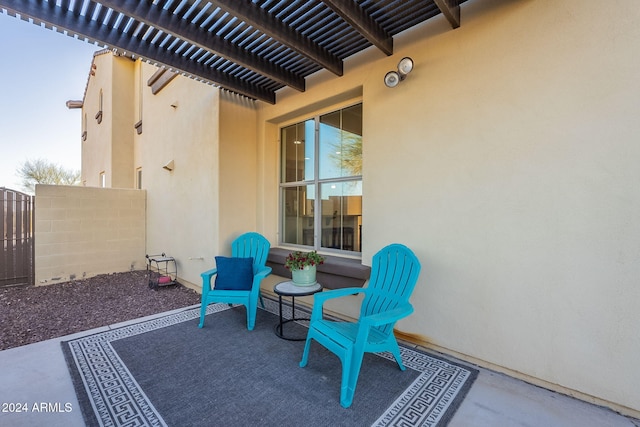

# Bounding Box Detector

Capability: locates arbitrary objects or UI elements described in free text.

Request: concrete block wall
[34,185,146,285]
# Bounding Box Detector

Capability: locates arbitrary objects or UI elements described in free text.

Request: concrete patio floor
[1,305,638,427]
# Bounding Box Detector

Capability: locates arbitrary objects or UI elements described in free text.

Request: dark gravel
[0,270,201,351]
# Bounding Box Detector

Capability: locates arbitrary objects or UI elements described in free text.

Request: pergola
[0,0,464,104]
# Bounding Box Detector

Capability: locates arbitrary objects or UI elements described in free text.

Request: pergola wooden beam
[322,0,393,56]
[433,0,461,29]
[211,0,344,76]
[98,0,306,92]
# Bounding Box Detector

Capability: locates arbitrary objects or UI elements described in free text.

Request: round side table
[273,281,322,341]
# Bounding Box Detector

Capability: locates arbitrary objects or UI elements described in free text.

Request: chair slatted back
[231,232,271,274]
[361,244,422,335]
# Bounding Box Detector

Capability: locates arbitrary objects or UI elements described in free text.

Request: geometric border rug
[62,298,477,427]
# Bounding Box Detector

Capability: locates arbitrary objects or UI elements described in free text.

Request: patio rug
[62,298,477,427]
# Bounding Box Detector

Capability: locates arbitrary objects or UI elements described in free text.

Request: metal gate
[1,188,34,287]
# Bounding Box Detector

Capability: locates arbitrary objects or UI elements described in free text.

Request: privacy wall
[34,185,145,284]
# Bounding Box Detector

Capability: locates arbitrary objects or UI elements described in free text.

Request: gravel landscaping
[0,270,201,351]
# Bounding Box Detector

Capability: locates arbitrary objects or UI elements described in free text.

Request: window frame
[278,101,363,255]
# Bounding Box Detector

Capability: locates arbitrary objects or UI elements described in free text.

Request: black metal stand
[145,253,177,289]
[273,281,322,341]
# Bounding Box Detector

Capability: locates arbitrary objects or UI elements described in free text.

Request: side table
[273,281,322,341]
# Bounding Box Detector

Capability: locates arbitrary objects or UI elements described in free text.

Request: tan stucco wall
[82,52,112,187]
[134,63,220,288]
[110,56,135,189]
[34,185,145,284]
[81,52,134,188]
[80,58,261,290]
[256,0,640,415]
[218,93,259,247]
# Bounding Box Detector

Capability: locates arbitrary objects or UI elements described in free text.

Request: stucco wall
[256,0,640,415]
[218,93,259,248]
[81,52,134,188]
[82,51,112,187]
[110,55,135,189]
[80,57,259,290]
[34,185,145,284]
[134,63,220,288]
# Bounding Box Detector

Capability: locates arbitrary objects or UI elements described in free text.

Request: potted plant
[285,250,325,286]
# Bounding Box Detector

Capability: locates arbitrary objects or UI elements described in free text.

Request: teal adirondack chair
[199,232,271,330]
[300,243,421,408]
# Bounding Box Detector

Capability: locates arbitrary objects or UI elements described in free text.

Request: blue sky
[0,12,100,191]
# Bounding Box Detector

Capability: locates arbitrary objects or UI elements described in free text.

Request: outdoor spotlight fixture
[384,57,414,88]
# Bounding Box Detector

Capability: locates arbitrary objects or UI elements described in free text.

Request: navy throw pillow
[214,256,254,291]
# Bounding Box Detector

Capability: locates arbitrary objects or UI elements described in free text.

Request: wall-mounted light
[384,57,414,88]
[163,160,174,171]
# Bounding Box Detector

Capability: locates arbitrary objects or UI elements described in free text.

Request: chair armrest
[254,266,272,281]
[200,268,218,294]
[310,287,366,321]
[201,267,218,280]
[250,266,272,298]
[360,303,414,328]
[314,287,365,304]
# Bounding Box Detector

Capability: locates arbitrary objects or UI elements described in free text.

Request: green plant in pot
[285,250,325,286]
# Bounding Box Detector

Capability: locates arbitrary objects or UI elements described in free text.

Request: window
[135,64,143,135]
[82,113,87,141]
[280,103,362,253]
[96,89,103,124]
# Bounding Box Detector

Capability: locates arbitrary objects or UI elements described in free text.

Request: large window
[280,103,362,253]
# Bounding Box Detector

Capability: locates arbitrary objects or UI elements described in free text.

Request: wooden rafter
[98,0,306,92]
[322,0,393,56]
[211,0,344,76]
[0,0,466,104]
[433,0,461,28]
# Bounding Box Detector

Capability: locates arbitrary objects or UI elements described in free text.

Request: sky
[0,12,101,191]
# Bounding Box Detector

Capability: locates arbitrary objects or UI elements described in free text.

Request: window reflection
[321,181,362,252]
[320,104,362,180]
[281,120,314,183]
[282,185,315,246]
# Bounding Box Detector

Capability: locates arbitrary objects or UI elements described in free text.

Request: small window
[82,113,87,141]
[96,89,103,124]
[135,64,143,134]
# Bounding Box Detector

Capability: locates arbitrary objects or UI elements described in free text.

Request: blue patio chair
[300,243,421,408]
[199,232,271,330]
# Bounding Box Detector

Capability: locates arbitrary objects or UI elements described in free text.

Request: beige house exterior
[66,0,639,418]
